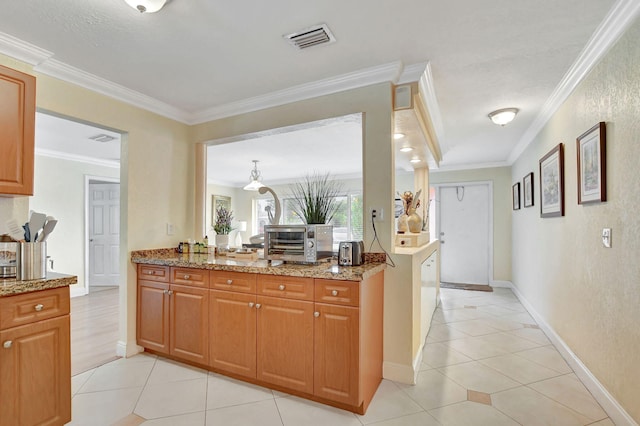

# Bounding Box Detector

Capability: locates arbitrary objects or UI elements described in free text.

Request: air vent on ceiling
[284,24,336,50]
[89,134,116,143]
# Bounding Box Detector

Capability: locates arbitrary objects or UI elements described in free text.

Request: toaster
[338,241,364,266]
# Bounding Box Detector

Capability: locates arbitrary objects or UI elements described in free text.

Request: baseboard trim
[510,286,638,426]
[383,361,417,385]
[116,340,144,358]
[490,280,513,289]
[69,285,88,298]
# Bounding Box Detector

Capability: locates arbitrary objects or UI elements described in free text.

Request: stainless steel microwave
[264,224,333,264]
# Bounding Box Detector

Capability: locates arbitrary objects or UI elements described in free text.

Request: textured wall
[511,19,640,422]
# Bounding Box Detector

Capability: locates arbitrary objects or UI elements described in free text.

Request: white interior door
[89,183,120,287]
[438,184,491,285]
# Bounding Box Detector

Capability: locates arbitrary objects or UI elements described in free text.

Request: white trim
[84,176,121,295]
[0,31,53,65]
[397,62,428,85]
[511,285,638,426]
[418,63,446,154]
[190,61,404,123]
[34,59,192,124]
[383,361,417,384]
[70,285,88,298]
[432,160,511,173]
[36,148,120,169]
[507,0,640,164]
[490,280,513,289]
[116,340,144,358]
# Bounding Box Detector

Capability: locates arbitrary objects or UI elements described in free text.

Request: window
[255,192,363,250]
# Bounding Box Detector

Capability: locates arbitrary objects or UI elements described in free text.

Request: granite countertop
[131,248,386,281]
[0,272,77,297]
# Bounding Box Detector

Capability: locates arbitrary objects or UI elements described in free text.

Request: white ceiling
[5,0,624,175]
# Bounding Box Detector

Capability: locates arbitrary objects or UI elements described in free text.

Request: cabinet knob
[255,303,262,309]
[146,271,153,275]
[168,290,173,296]
[314,312,320,318]
[248,302,255,308]
[163,289,168,294]
[3,341,12,349]
[183,274,190,280]
[278,284,286,291]
[331,290,338,296]
[227,279,233,285]
[34,304,44,311]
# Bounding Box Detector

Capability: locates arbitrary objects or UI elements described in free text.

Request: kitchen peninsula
[0,273,76,426]
[132,248,385,414]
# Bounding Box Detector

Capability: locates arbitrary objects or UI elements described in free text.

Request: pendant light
[124,0,166,13]
[243,160,265,191]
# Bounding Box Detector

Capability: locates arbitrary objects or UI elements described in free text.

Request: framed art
[577,122,606,204]
[523,172,534,207]
[212,195,231,223]
[512,182,521,210]
[539,143,564,217]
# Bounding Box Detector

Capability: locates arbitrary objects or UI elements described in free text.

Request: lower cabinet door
[257,296,314,394]
[0,315,71,426]
[170,284,209,364]
[314,303,360,406]
[209,290,257,377]
[137,280,170,354]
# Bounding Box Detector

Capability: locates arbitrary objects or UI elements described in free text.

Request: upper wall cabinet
[0,65,36,196]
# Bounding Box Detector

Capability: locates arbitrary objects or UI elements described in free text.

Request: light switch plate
[602,228,611,248]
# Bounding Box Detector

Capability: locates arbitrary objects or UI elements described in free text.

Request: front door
[438,183,491,285]
[89,183,120,287]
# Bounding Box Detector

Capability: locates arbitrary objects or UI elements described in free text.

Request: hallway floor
[68,287,613,425]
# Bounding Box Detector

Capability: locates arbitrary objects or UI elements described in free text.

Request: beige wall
[30,155,120,293]
[511,20,640,423]
[430,167,512,282]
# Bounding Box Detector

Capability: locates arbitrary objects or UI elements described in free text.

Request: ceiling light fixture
[124,0,166,13]
[393,133,405,140]
[488,108,519,126]
[410,157,421,163]
[399,146,413,152]
[243,160,265,191]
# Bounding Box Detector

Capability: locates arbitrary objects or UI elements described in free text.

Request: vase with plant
[289,172,343,224]
[214,206,234,250]
[398,189,422,233]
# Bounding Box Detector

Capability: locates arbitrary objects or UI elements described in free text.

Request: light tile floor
[68,287,613,425]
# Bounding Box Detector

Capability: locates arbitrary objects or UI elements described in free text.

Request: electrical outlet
[371,207,384,221]
[167,222,174,235]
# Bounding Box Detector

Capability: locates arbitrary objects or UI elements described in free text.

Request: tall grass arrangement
[289,172,343,224]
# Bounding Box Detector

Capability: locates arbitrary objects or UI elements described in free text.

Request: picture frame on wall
[212,195,231,224]
[577,122,606,204]
[539,143,564,217]
[523,172,534,207]
[512,182,521,210]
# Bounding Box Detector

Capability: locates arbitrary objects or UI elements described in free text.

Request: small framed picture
[523,172,534,208]
[212,194,231,223]
[539,143,564,217]
[577,122,606,204]
[512,182,521,210]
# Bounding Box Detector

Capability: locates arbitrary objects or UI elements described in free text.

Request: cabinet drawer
[314,279,360,307]
[0,286,70,330]
[211,271,256,294]
[171,267,209,288]
[138,264,170,282]
[258,275,314,301]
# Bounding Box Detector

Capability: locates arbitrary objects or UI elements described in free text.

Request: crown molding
[397,62,428,85]
[36,148,120,169]
[507,0,640,164]
[431,160,511,173]
[34,59,192,124]
[0,31,53,65]
[189,61,404,124]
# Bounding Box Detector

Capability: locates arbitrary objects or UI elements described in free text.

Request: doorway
[436,182,493,286]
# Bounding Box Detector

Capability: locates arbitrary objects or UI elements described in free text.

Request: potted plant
[289,172,343,224]
[213,206,234,249]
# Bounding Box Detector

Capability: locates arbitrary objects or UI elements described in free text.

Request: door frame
[434,180,494,285]
[82,175,121,297]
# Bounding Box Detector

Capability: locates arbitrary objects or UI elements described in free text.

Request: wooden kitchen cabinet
[0,64,36,196]
[137,265,209,364]
[0,287,71,426]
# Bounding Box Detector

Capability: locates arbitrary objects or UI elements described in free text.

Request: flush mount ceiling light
[124,0,166,13]
[393,133,405,140]
[399,146,413,152]
[243,160,265,191]
[410,157,421,163]
[488,108,519,126]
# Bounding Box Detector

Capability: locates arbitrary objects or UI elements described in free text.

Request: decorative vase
[397,214,409,233]
[408,208,422,233]
[215,234,229,252]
